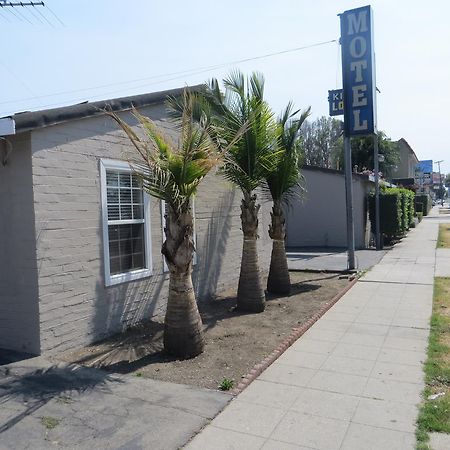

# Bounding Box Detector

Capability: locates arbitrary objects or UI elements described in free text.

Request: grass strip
[437,224,450,248]
[416,277,450,449]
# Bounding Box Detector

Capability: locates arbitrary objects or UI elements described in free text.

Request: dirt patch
[57,272,351,390]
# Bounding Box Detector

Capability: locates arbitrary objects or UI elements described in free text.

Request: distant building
[391,138,419,180]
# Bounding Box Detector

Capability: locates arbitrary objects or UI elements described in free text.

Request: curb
[230,276,358,396]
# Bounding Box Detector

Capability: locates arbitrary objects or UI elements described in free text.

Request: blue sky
[1,0,449,173]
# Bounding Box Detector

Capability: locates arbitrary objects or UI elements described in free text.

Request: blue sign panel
[328,89,344,116]
[416,160,433,174]
[340,5,377,136]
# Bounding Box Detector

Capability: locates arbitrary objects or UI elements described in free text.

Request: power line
[0,38,337,110]
[13,6,35,24]
[44,3,64,26]
[33,3,55,27]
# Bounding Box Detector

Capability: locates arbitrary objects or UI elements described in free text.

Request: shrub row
[368,188,415,244]
[415,193,432,216]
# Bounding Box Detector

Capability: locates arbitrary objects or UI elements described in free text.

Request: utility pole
[373,136,381,250]
[344,136,356,269]
[435,160,444,206]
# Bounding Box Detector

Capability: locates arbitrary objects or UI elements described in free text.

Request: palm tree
[266,103,310,295]
[107,91,228,358]
[191,71,279,312]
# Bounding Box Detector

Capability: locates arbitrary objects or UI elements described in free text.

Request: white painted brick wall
[0,133,41,354]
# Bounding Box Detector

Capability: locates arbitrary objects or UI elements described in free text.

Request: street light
[434,160,444,206]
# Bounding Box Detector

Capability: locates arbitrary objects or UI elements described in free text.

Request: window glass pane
[107,188,119,204]
[105,167,147,278]
[120,204,132,220]
[108,225,119,241]
[132,253,144,269]
[120,255,133,272]
[132,189,142,203]
[106,171,118,186]
[110,256,121,275]
[133,204,143,220]
[131,237,143,253]
[119,224,132,240]
[108,223,145,275]
[119,239,132,255]
[119,188,131,204]
[108,205,120,221]
[119,173,131,187]
[131,223,144,238]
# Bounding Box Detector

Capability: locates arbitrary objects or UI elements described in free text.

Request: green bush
[368,189,403,243]
[398,188,415,230]
[415,193,432,216]
[417,212,423,222]
[415,200,424,215]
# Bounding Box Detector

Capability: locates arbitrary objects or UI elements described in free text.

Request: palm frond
[106,89,223,213]
[265,103,311,203]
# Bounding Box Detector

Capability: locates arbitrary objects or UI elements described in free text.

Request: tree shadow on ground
[0,365,122,433]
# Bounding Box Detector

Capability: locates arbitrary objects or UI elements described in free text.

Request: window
[161,199,197,272]
[100,159,152,286]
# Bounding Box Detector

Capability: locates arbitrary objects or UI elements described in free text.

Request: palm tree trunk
[267,199,290,295]
[237,191,265,312]
[162,204,204,358]
[164,271,204,358]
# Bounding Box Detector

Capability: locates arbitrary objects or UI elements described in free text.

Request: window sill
[106,268,152,287]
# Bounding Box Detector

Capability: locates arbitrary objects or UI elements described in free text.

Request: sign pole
[344,136,356,270]
[373,136,381,249]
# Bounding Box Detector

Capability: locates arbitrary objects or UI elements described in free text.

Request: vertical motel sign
[340,5,377,136]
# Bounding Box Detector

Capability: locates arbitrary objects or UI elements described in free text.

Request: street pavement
[287,247,386,272]
[0,357,230,449]
[187,206,449,450]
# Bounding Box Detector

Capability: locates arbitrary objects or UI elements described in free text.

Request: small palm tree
[107,91,227,358]
[266,103,310,295]
[193,71,279,312]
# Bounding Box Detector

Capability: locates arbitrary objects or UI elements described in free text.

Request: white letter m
[347,10,368,35]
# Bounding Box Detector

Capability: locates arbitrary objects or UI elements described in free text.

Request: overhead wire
[44,3,64,26]
[0,38,338,111]
[3,5,23,20]
[33,3,55,27]
[11,5,34,24]
[25,3,45,24]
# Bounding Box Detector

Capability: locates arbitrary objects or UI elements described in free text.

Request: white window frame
[100,158,153,286]
[161,199,197,272]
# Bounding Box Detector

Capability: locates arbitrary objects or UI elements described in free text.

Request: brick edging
[230,276,358,396]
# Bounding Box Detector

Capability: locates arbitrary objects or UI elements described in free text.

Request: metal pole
[438,161,444,206]
[344,136,356,270]
[373,135,381,249]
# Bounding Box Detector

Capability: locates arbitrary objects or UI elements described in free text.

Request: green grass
[41,416,60,430]
[437,224,450,248]
[416,277,450,448]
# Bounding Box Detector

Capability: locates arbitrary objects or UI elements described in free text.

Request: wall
[30,104,272,355]
[391,139,418,179]
[285,167,371,249]
[0,134,41,354]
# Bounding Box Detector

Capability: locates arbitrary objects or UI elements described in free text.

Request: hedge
[415,193,432,216]
[368,189,403,243]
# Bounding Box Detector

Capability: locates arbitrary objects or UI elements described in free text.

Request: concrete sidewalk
[187,209,446,449]
[0,357,229,449]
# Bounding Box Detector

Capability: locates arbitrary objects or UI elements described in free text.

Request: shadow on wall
[91,211,166,345]
[193,188,236,301]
